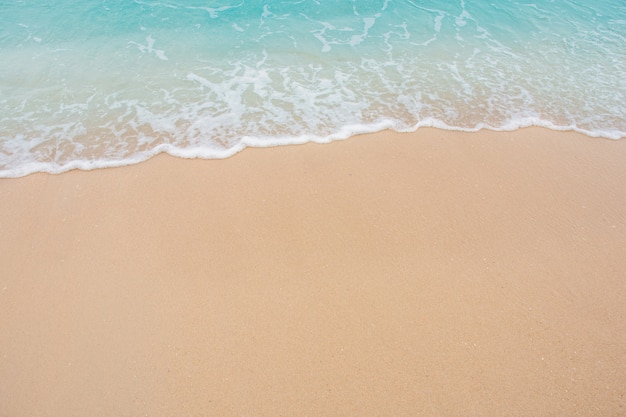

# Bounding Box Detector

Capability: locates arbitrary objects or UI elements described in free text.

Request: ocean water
[1,0,625,177]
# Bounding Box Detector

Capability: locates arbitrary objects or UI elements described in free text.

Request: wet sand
[1,127,625,416]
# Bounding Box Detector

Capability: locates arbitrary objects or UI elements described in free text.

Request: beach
[1,127,625,416]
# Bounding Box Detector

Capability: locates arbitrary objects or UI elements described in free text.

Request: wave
[1,0,625,177]
[1,118,622,178]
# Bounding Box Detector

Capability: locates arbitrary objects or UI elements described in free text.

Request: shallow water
[1,0,625,177]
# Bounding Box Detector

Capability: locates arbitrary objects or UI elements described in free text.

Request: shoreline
[1,127,625,416]
[2,124,625,179]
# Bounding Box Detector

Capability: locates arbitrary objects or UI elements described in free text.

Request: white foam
[2,0,625,178]
[1,117,623,179]
[128,36,168,61]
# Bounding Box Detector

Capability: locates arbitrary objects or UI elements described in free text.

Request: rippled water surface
[1,0,625,176]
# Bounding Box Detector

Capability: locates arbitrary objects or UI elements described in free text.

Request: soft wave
[1,0,625,177]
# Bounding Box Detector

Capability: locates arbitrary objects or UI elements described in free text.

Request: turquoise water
[1,0,625,177]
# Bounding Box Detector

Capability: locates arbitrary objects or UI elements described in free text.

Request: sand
[1,127,625,416]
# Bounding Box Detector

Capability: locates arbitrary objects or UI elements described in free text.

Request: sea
[1,0,625,177]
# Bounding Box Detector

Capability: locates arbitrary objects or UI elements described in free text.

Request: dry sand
[1,127,625,416]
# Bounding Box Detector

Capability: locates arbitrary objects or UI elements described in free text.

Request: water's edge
[2,121,622,179]
[2,0,625,178]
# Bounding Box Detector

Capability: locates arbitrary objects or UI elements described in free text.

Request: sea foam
[1,0,625,177]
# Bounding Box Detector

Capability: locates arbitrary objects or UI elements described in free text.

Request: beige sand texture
[1,127,625,416]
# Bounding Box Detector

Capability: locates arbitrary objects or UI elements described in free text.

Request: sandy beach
[1,127,625,416]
